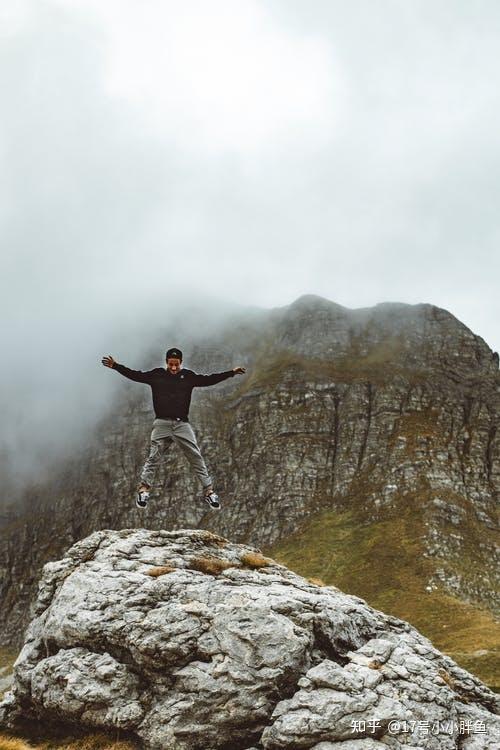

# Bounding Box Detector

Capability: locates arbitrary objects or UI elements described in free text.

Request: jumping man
[101,348,246,510]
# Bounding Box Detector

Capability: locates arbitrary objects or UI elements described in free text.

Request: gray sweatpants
[140,418,212,490]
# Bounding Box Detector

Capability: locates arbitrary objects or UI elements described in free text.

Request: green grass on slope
[0,647,18,701]
[266,503,500,691]
[231,345,428,395]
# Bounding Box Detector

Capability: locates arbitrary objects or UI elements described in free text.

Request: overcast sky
[1,0,500,494]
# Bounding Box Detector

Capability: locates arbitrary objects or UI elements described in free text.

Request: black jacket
[113,363,235,421]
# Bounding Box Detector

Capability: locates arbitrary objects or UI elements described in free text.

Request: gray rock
[0,528,498,749]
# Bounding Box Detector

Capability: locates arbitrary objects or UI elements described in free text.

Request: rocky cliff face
[1,528,498,750]
[0,296,498,670]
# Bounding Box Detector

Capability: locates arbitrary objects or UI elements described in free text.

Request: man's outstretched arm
[191,366,246,388]
[101,355,154,384]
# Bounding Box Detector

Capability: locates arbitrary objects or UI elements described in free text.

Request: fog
[2,0,500,496]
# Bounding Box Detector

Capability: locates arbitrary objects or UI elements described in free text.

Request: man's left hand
[233,366,246,375]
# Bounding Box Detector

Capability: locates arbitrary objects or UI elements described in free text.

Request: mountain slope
[268,500,500,690]
[0,294,498,689]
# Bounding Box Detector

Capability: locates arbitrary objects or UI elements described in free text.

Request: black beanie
[166,347,183,360]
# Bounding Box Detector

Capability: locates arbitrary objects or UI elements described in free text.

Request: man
[102,348,245,510]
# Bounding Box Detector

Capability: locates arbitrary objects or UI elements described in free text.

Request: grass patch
[40,734,135,750]
[227,345,428,400]
[0,647,19,700]
[239,552,273,569]
[145,566,176,577]
[145,552,281,579]
[188,556,234,576]
[0,734,137,750]
[388,409,443,453]
[185,552,276,576]
[0,736,34,750]
[0,648,19,668]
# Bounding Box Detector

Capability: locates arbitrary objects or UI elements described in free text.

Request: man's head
[166,347,182,374]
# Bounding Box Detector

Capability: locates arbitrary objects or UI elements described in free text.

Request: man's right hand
[102,355,116,368]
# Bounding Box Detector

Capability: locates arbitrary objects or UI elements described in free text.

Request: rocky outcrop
[0,296,499,649]
[1,529,498,750]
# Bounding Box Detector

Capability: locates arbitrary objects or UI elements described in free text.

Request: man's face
[166,357,182,374]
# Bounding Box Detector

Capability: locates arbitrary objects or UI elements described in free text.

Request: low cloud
[2,0,499,495]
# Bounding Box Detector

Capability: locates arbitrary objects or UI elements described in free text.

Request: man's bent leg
[173,423,212,489]
[140,437,172,489]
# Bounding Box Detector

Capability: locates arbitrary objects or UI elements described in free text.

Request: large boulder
[0,528,498,749]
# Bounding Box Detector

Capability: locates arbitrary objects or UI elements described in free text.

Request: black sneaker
[203,490,221,510]
[136,489,150,509]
